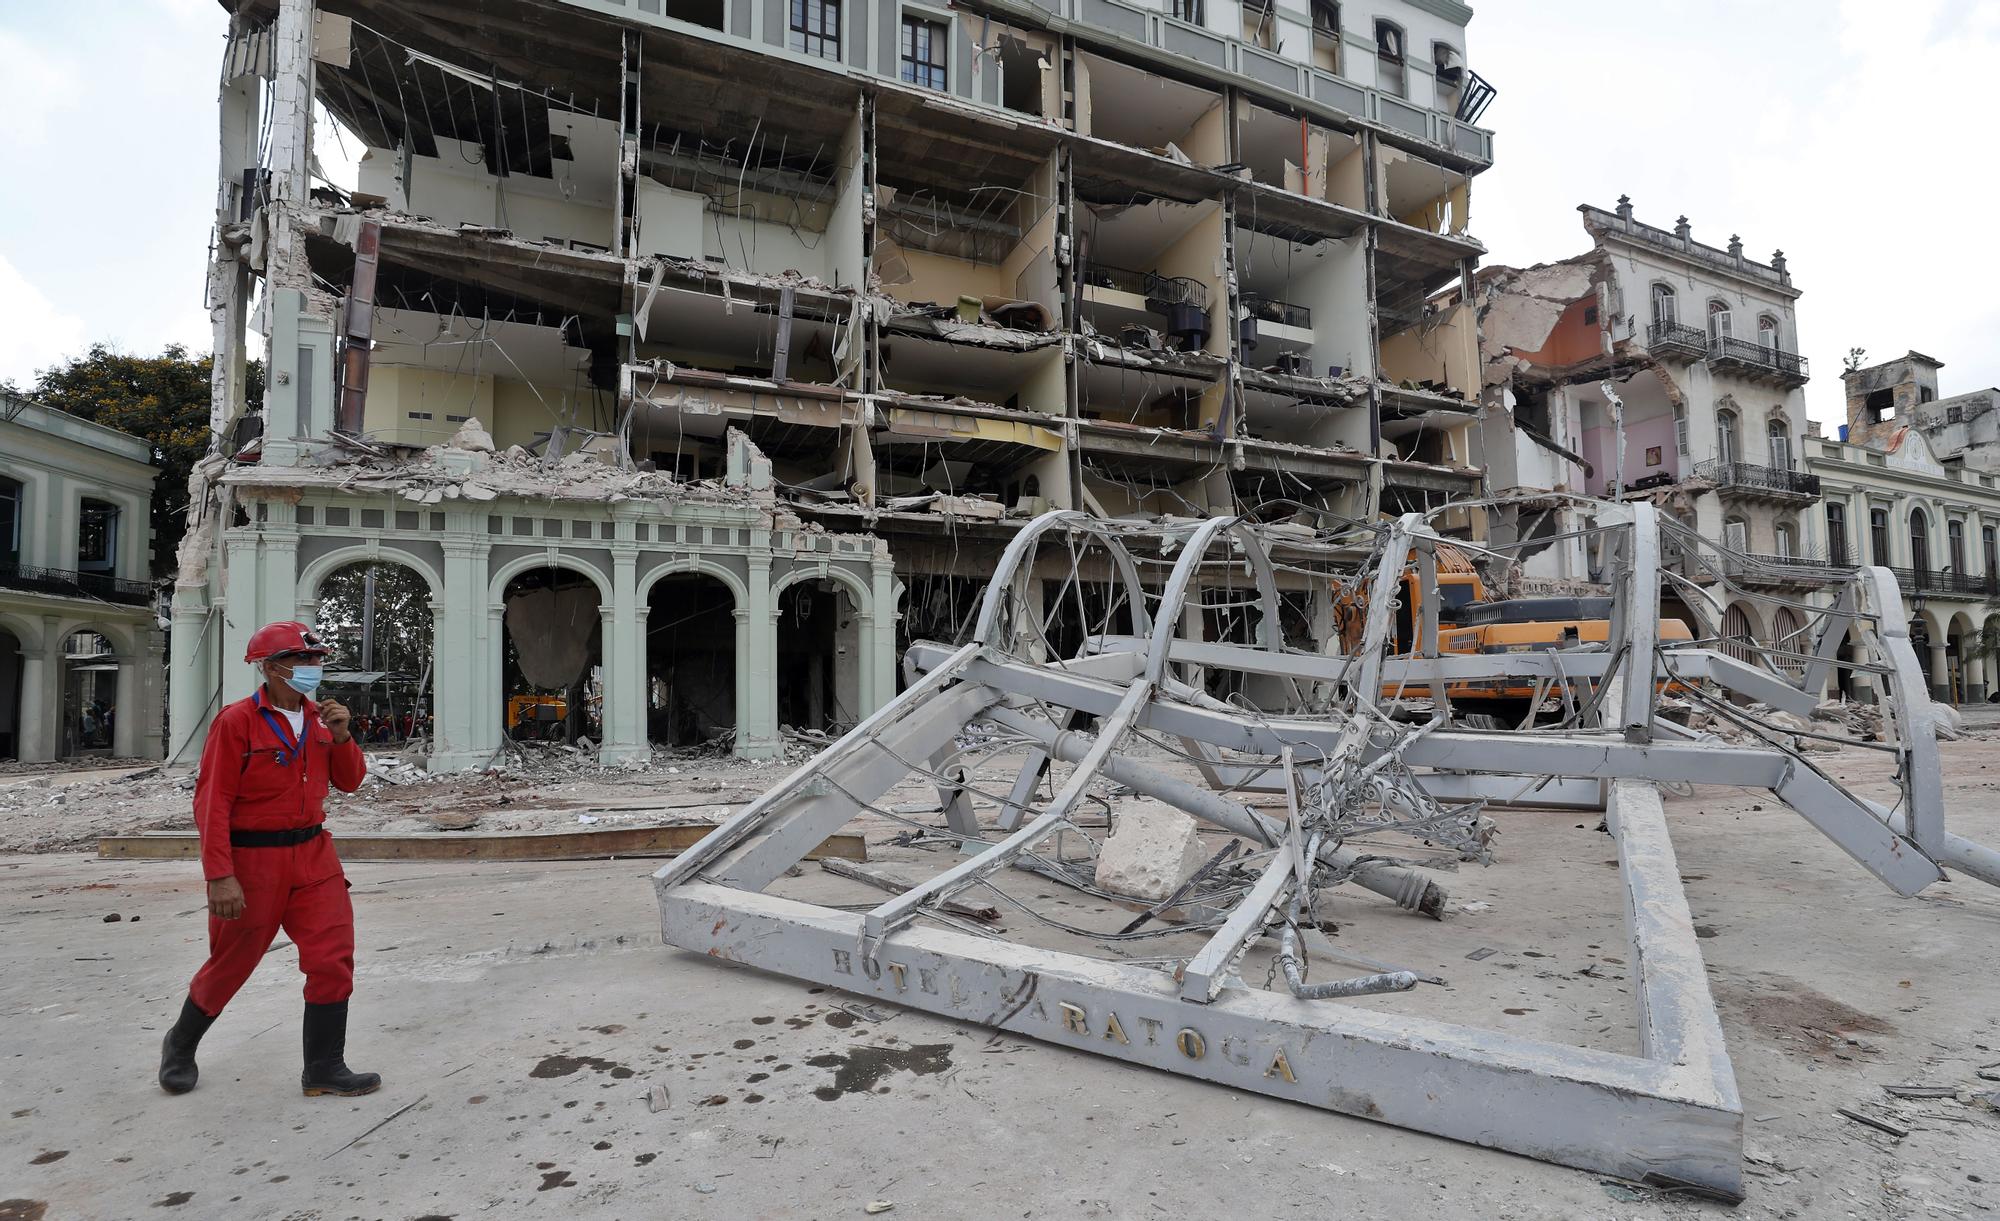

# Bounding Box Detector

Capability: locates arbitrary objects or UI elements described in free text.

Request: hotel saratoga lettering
[831,948,1299,1085]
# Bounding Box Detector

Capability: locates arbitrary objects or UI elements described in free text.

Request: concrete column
[1965,653,1986,706]
[15,618,60,763]
[869,560,897,712]
[112,656,138,759]
[220,529,261,705]
[1930,640,1951,703]
[431,541,490,772]
[739,553,779,759]
[600,551,646,766]
[167,588,219,769]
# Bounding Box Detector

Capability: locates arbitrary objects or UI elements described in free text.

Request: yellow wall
[883,245,1008,306]
[1380,302,1478,395]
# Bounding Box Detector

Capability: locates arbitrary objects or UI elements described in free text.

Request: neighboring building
[175,0,1499,770]
[0,392,165,761]
[1808,354,2000,704]
[1470,197,1821,652]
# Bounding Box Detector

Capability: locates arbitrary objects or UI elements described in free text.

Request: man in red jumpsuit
[157,620,381,1098]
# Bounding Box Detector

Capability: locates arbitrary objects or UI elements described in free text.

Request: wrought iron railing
[1729,551,1851,584]
[1241,293,1311,329]
[0,561,154,606]
[1646,320,1707,356]
[1888,567,2000,598]
[1081,265,1209,310]
[1692,458,1820,497]
[1709,334,1809,381]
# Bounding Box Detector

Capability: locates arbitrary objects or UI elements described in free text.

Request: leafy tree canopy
[312,561,435,681]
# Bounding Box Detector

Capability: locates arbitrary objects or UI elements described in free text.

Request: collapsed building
[1468,198,1829,662]
[170,0,1498,769]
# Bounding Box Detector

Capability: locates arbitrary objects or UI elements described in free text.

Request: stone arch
[771,562,872,617]
[640,557,749,608]
[0,611,45,655]
[488,550,613,606]
[297,543,445,606]
[58,619,137,659]
[1719,600,1761,664]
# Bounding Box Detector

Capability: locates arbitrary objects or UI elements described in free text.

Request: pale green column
[870,560,898,711]
[220,531,261,704]
[431,539,490,772]
[167,587,218,769]
[738,552,779,759]
[15,616,59,762]
[599,550,647,765]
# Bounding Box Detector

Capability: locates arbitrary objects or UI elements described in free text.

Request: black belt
[230,825,324,848]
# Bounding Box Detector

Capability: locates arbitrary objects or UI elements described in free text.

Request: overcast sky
[2,0,1995,427]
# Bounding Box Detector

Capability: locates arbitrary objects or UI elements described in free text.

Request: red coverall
[187,688,367,1017]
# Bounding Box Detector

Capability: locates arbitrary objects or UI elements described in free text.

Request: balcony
[1727,551,1853,587]
[1645,321,1708,362]
[1889,567,2000,599]
[1692,458,1820,501]
[0,561,154,606]
[1708,334,1810,388]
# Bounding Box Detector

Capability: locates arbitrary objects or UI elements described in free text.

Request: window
[1673,402,1689,457]
[1716,408,1739,465]
[1827,502,1848,566]
[1774,521,1796,560]
[900,15,948,90]
[1650,283,1677,328]
[1723,515,1749,553]
[789,0,840,61]
[77,499,119,575]
[1767,417,1790,470]
[1757,315,1779,352]
[1949,519,1966,574]
[1910,507,1931,575]
[1870,506,1890,566]
[0,476,19,567]
[1985,525,1997,579]
[1865,388,1894,425]
[1242,0,1275,48]
[1920,386,1936,404]
[1171,0,1204,23]
[1375,20,1406,97]
[1310,0,1340,72]
[1433,42,1463,80]
[1707,300,1732,340]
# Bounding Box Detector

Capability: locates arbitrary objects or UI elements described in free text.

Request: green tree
[312,562,435,679]
[4,343,263,580]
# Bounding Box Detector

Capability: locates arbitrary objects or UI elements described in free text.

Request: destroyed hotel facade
[173,0,1495,769]
[1471,198,1822,660]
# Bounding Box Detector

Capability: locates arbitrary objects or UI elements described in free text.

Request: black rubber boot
[158,996,215,1095]
[300,1000,381,1098]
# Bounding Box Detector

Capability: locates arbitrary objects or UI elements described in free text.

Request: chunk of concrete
[1094,800,1207,902]
[1932,701,1964,741]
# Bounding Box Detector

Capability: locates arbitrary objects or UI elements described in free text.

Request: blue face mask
[281,664,325,698]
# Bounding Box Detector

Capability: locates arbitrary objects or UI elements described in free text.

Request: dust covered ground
[1,721,1997,1218]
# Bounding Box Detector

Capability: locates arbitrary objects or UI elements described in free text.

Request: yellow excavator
[1336,545,1693,728]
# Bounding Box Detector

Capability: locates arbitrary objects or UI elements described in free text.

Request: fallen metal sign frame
[654,500,1996,1200]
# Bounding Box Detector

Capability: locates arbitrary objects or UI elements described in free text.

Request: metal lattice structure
[654,498,1999,1199]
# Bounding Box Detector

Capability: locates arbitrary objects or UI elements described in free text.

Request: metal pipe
[984,706,1450,918]
[1278,923,1418,999]
[1880,806,2000,889]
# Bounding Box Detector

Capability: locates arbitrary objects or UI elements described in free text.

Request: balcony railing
[1692,458,1820,497]
[1646,320,1708,360]
[1709,334,1810,385]
[0,561,154,606]
[1727,551,1853,585]
[1240,293,1311,329]
[1889,567,2000,598]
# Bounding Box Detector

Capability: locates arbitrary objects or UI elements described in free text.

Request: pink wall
[1579,415,1678,495]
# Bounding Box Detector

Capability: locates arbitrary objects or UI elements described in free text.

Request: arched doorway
[1910,508,1931,577]
[776,578,861,736]
[1770,606,1806,679]
[311,560,435,747]
[0,625,22,760]
[502,567,603,745]
[61,630,117,757]
[1720,602,1759,665]
[647,573,736,749]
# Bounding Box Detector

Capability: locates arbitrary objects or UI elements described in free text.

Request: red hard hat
[245,620,331,663]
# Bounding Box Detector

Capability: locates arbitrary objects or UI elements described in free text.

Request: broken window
[1310,0,1340,71]
[1171,0,1206,25]
[789,0,841,62]
[1827,503,1848,566]
[1866,387,1894,424]
[1650,283,1677,328]
[1374,20,1406,97]
[1242,0,1275,50]
[1433,42,1463,80]
[900,15,948,90]
[77,499,119,575]
[666,0,726,30]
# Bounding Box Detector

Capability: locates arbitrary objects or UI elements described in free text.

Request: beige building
[0,392,165,761]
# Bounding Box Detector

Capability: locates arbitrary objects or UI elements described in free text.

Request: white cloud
[0,252,88,389]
